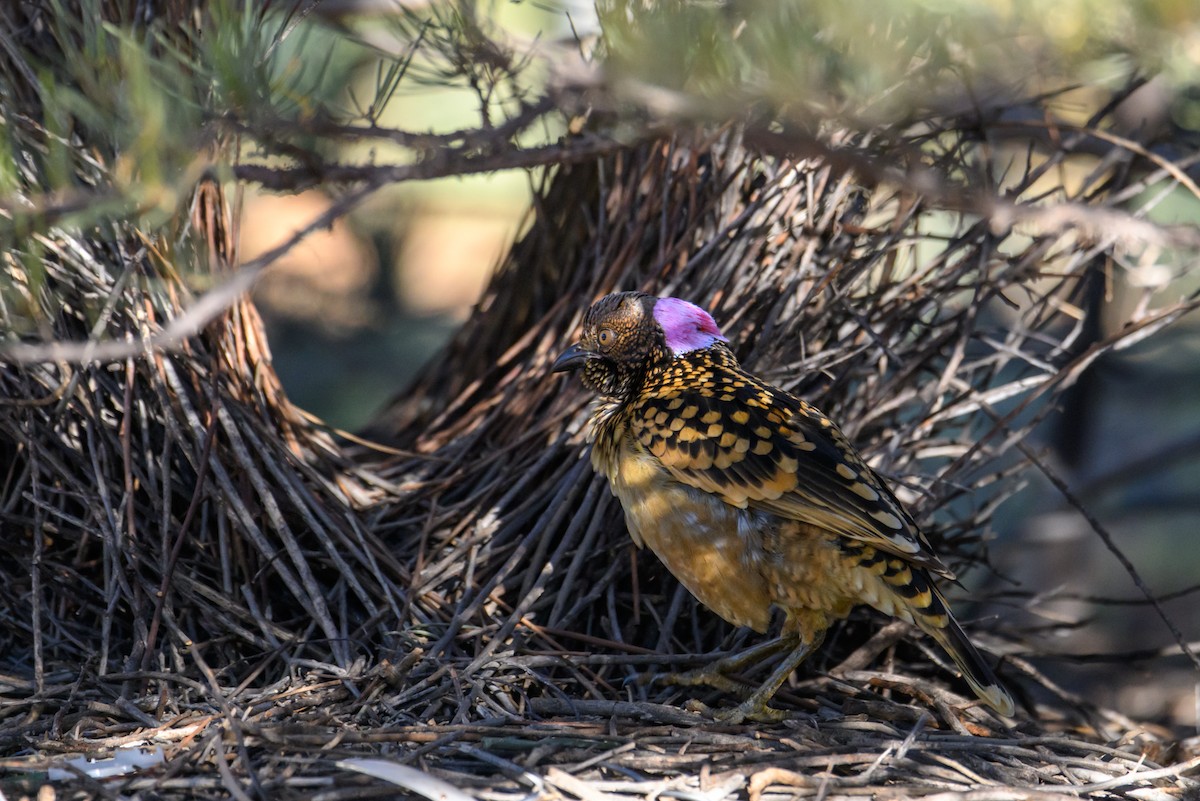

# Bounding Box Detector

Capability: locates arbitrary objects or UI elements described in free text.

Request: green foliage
[0,0,366,238]
[598,0,1200,124]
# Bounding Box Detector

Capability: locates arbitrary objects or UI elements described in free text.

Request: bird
[552,291,1014,722]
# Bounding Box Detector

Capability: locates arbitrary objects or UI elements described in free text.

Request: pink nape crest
[652,297,728,355]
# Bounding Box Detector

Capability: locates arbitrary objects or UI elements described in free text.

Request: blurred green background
[241,0,583,428]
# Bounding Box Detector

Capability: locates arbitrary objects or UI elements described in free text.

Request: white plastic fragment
[337,758,477,801]
[48,746,164,781]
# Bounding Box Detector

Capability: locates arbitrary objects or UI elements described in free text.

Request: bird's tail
[866,549,1015,716]
[922,591,1015,717]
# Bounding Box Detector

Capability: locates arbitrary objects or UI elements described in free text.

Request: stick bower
[3,130,1199,797]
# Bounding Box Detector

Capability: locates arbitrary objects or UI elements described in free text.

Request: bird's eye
[597,329,616,350]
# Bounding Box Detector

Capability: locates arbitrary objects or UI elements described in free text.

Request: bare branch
[232,132,633,193]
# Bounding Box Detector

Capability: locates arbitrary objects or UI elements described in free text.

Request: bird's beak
[552,342,591,373]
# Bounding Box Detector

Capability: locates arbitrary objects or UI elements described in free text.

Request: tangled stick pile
[3,5,1200,796]
[4,129,1198,801]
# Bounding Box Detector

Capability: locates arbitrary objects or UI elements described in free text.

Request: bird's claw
[685,697,790,724]
[723,699,790,724]
[653,667,748,696]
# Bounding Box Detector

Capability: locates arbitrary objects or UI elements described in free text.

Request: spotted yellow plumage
[553,291,1014,721]
[628,347,947,570]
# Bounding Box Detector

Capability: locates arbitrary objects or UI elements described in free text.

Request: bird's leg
[655,635,796,696]
[708,635,817,724]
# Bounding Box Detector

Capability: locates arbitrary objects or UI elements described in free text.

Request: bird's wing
[628,380,953,578]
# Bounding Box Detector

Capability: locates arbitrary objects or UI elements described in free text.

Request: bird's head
[552,292,728,399]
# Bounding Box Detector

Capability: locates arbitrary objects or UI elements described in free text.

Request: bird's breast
[596,426,774,633]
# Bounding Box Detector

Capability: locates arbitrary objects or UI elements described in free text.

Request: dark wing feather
[629,367,953,578]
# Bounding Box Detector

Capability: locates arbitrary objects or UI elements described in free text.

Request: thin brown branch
[233,133,633,192]
[1,184,376,365]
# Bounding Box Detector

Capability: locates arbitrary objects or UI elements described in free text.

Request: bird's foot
[646,637,793,695]
[661,667,792,722]
[654,665,749,696]
[685,697,790,724]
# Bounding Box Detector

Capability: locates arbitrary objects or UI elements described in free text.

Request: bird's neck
[641,343,743,391]
[589,343,744,477]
